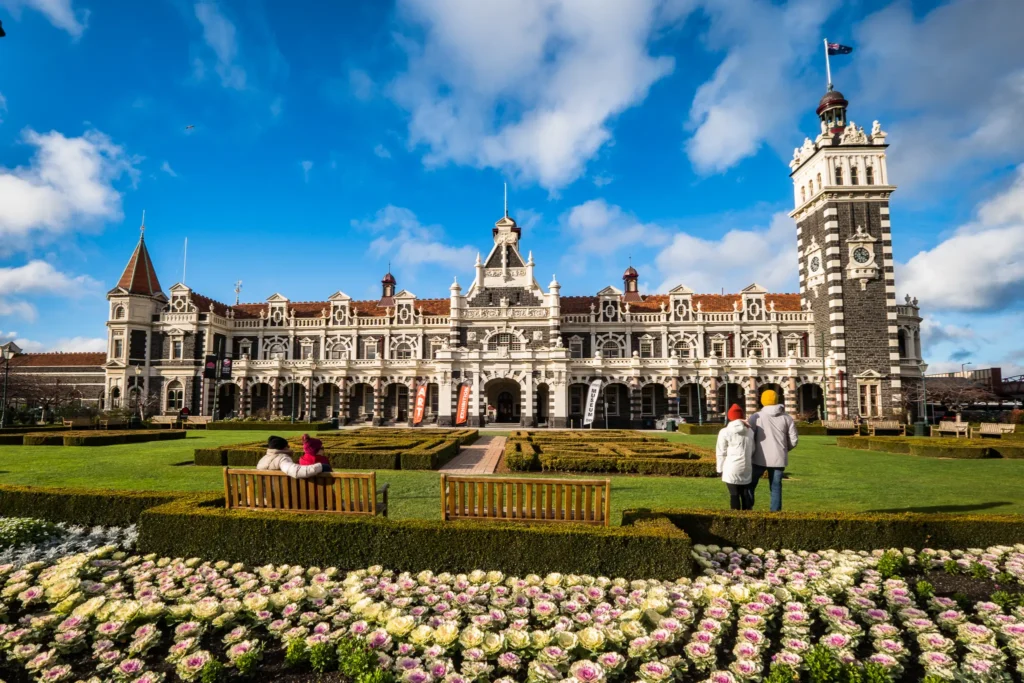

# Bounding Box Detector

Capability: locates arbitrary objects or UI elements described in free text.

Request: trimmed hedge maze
[835,436,1024,459]
[505,430,717,476]
[193,428,479,470]
[0,430,187,447]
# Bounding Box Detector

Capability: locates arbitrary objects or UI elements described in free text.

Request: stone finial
[905,293,911,304]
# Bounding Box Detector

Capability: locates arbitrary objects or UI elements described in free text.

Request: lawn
[0,429,1022,523]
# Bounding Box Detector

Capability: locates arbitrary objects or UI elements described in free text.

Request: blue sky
[0,0,1022,375]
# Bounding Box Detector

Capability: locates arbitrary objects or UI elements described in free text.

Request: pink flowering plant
[0,529,1022,681]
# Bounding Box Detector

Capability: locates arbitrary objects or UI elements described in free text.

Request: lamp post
[694,359,703,425]
[1,341,22,429]
[960,362,972,377]
[133,366,143,424]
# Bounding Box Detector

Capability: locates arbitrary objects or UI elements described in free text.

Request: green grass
[0,430,1022,523]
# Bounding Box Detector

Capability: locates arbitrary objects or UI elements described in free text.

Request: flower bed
[0,535,1021,683]
[13,430,188,447]
[0,516,136,567]
[835,436,1024,459]
[193,431,478,470]
[505,432,717,477]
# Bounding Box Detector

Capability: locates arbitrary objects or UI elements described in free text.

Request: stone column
[239,377,249,417]
[629,383,642,429]
[706,376,720,421]
[306,377,315,422]
[372,378,383,426]
[522,373,535,427]
[438,381,454,427]
[338,379,349,425]
[785,377,798,419]
[468,376,482,428]
[745,376,758,416]
[552,382,568,428]
[666,377,679,417]
[272,378,282,417]
[407,378,417,427]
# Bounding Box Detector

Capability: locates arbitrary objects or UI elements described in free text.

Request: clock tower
[789,87,901,419]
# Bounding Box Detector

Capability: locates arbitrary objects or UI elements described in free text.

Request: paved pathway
[439,436,505,475]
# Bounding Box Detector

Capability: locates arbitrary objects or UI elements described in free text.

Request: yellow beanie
[761,389,778,406]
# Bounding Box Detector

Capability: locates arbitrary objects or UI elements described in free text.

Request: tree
[903,377,999,421]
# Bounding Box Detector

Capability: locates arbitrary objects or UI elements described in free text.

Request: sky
[0,0,1022,376]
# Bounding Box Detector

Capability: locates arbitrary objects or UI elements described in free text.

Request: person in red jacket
[298,434,331,473]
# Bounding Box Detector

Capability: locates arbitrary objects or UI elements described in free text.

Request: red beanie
[302,434,322,458]
[727,404,744,421]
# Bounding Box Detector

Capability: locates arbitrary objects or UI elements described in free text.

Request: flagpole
[824,38,832,90]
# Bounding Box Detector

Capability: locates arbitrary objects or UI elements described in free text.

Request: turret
[378,269,396,307]
[622,264,641,302]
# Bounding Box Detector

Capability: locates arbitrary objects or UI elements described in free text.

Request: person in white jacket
[716,404,754,510]
[256,435,323,479]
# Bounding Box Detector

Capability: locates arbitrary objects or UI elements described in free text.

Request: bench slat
[222,469,385,516]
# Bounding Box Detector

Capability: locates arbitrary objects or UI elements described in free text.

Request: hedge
[0,434,26,445]
[138,495,693,579]
[835,436,1024,459]
[14,430,187,447]
[631,508,1024,551]
[505,435,717,477]
[207,421,333,431]
[673,422,828,436]
[0,425,68,434]
[0,484,184,527]
[22,434,66,446]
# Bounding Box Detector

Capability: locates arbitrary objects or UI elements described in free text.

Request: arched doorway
[250,383,272,416]
[535,383,549,426]
[314,383,339,420]
[485,379,520,424]
[677,382,708,423]
[282,383,306,420]
[716,383,746,419]
[566,382,590,428]
[216,384,238,419]
[758,383,785,409]
[349,383,375,423]
[601,383,630,429]
[109,386,122,409]
[798,383,824,421]
[384,383,409,422]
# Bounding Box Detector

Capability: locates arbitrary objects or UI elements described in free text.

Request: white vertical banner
[583,379,603,426]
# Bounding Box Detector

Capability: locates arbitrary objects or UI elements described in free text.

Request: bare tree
[905,377,999,421]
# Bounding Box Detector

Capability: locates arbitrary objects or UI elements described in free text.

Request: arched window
[898,329,908,358]
[674,340,691,358]
[850,165,858,185]
[816,173,822,191]
[800,187,806,203]
[865,165,874,185]
[113,305,126,320]
[807,181,813,197]
[267,343,286,360]
[166,381,184,411]
[109,386,121,408]
[835,166,843,185]
[747,341,763,358]
[394,342,413,360]
[601,341,621,358]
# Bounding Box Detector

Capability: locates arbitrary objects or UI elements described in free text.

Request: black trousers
[726,483,753,510]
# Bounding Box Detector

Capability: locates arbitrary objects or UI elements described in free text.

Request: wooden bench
[973,423,1016,439]
[867,420,905,436]
[99,419,126,430]
[931,421,969,438]
[223,469,388,516]
[822,420,858,435]
[62,418,93,429]
[185,415,213,429]
[151,416,180,428]
[440,474,610,526]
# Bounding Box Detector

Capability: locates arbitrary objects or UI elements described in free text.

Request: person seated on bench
[298,434,332,473]
[257,435,322,479]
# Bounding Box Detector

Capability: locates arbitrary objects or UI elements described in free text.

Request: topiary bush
[504,432,716,476]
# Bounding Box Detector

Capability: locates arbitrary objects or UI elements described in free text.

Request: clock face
[853,247,871,264]
[809,256,821,272]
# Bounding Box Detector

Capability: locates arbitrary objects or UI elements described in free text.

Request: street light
[1,341,22,429]
[694,359,703,425]
[133,366,143,423]
[961,362,972,377]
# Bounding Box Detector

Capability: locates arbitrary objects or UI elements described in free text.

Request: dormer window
[835,166,843,185]
[865,165,874,185]
[850,166,858,185]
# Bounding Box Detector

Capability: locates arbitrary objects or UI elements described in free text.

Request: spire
[114,223,163,297]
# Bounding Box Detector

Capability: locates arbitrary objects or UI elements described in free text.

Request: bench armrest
[376,483,390,517]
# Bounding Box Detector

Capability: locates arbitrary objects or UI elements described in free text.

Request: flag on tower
[826,43,853,55]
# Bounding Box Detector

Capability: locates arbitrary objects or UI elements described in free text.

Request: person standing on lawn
[748,389,798,512]
[256,435,323,479]
[716,404,754,510]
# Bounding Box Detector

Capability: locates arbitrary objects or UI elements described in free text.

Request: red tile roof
[114,236,163,296]
[190,292,232,317]
[10,352,106,367]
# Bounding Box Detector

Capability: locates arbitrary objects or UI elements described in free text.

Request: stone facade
[98,90,925,426]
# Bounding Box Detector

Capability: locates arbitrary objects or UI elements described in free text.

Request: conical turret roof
[112,234,163,297]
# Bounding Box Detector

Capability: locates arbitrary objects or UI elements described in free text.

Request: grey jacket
[749,405,799,468]
[256,448,322,479]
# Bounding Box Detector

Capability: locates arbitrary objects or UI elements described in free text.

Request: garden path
[439,436,505,474]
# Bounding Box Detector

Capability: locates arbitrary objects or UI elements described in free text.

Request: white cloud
[349,68,375,101]
[654,211,797,293]
[562,199,669,260]
[0,0,88,37]
[852,0,1024,193]
[899,165,1024,312]
[160,161,178,177]
[355,205,475,271]
[0,92,6,123]
[0,128,138,251]
[300,160,313,182]
[391,0,677,191]
[685,0,837,173]
[920,318,976,350]
[194,2,247,90]
[0,260,98,322]
[592,175,613,188]
[1,330,106,353]
[373,144,392,159]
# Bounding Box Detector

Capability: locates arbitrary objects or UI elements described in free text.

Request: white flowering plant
[0,524,1022,682]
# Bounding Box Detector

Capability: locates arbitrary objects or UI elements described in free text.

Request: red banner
[413,384,428,425]
[455,384,471,425]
